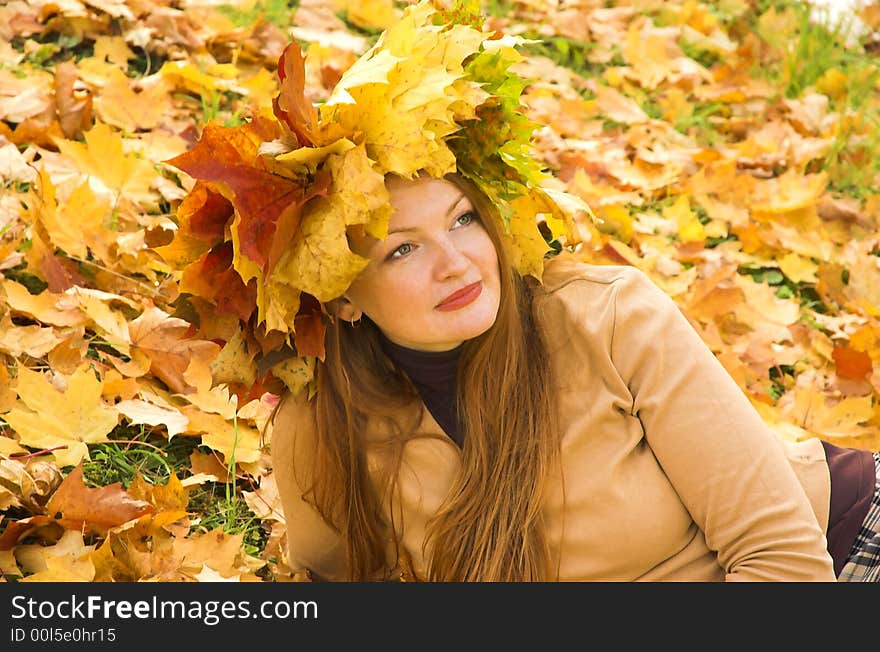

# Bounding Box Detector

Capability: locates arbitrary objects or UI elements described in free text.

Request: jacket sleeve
[608,267,836,581]
[270,391,348,581]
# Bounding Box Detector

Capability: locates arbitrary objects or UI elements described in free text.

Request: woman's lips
[436,281,482,311]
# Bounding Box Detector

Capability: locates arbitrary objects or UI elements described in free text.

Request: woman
[165,1,879,581]
[270,170,879,582]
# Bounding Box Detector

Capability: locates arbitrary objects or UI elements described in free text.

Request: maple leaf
[56,286,136,356]
[16,530,96,582]
[178,384,237,419]
[54,61,93,140]
[116,399,189,438]
[270,196,371,302]
[1,279,84,328]
[173,527,247,579]
[128,306,222,395]
[28,168,110,258]
[269,355,315,396]
[180,406,263,466]
[92,35,136,67]
[0,458,62,514]
[94,68,170,132]
[273,41,319,146]
[165,117,329,273]
[46,465,153,535]
[4,364,119,467]
[0,314,64,358]
[54,121,155,204]
[267,144,390,307]
[179,181,235,246]
[180,242,258,322]
[210,328,258,387]
[242,472,284,522]
[128,471,190,514]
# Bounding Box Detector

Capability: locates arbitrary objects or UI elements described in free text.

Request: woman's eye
[388,243,413,260]
[455,211,477,227]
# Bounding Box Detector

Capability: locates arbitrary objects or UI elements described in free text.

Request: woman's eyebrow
[386,193,468,236]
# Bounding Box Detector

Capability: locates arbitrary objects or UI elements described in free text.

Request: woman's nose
[435,240,470,278]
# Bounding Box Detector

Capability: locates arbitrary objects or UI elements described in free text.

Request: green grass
[81,425,268,565]
[2,264,49,295]
[749,0,880,199]
[218,0,300,29]
[198,89,246,127]
[768,362,797,401]
[81,426,202,489]
[189,489,269,559]
[737,262,829,315]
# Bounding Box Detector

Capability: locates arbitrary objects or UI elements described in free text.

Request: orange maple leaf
[165,117,329,273]
[273,42,320,147]
[46,465,153,536]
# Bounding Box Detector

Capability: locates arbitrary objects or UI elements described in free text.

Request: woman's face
[342,176,501,352]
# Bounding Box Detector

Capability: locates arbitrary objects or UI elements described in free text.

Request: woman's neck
[377,331,463,446]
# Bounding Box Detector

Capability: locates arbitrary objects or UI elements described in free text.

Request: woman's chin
[439,302,498,340]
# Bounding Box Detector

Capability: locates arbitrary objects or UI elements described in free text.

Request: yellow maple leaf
[506,194,556,279]
[778,252,819,284]
[157,60,220,99]
[271,197,371,303]
[94,68,171,132]
[334,0,401,31]
[30,168,110,261]
[625,22,672,89]
[4,363,119,467]
[54,121,155,204]
[173,527,247,578]
[1,279,86,327]
[57,286,136,356]
[93,35,136,67]
[735,274,801,327]
[210,329,257,387]
[115,399,189,438]
[0,315,64,358]
[324,144,392,239]
[128,471,190,513]
[843,256,880,318]
[177,384,237,420]
[16,530,96,582]
[128,307,221,395]
[751,170,828,215]
[231,146,379,327]
[269,356,315,397]
[239,68,278,110]
[663,195,705,243]
[181,406,262,466]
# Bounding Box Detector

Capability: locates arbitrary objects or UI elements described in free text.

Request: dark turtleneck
[378,331,463,448]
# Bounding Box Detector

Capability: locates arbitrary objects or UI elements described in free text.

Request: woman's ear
[334,296,363,323]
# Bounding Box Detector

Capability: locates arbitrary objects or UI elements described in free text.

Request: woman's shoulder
[536,250,653,300]
[269,387,317,453]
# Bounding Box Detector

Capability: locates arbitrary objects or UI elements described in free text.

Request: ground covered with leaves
[0,0,879,582]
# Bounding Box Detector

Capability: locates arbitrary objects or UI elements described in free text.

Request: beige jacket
[271,253,837,581]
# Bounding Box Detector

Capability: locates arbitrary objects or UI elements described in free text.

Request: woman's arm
[270,391,348,581]
[609,267,836,581]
